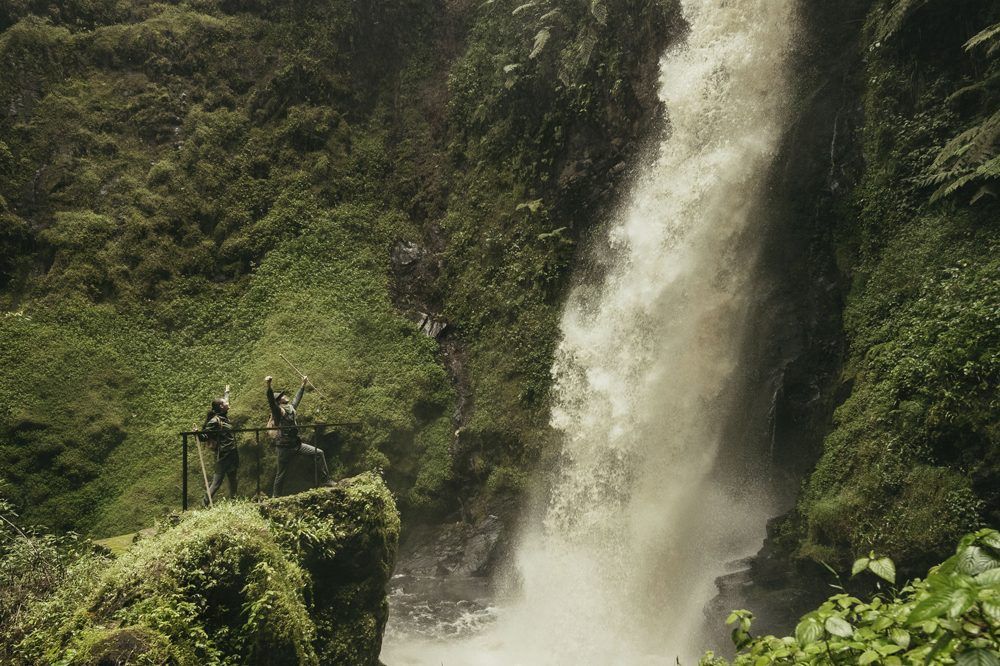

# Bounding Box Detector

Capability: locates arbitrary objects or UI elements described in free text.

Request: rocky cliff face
[719,0,1000,637]
[5,473,399,665]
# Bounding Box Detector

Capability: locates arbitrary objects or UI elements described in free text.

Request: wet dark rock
[396,515,504,578]
[707,516,828,640]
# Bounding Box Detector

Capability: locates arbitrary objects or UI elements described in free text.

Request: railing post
[182,433,189,512]
[315,425,326,488]
[255,430,261,498]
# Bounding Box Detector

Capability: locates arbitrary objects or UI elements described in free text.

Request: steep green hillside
[789,0,1000,572]
[0,0,676,535]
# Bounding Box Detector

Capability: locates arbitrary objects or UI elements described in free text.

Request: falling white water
[383,0,798,663]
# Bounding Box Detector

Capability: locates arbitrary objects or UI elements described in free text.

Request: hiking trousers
[272,442,330,497]
[203,449,239,506]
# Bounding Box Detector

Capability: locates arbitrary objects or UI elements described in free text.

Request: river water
[382,0,798,662]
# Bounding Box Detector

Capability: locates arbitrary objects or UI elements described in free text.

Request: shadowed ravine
[382,0,798,662]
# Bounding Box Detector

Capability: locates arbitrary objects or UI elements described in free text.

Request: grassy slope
[0,0,456,535]
[0,0,677,535]
[790,0,1000,570]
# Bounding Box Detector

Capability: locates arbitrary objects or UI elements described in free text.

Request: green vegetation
[789,0,1000,571]
[0,472,399,665]
[0,0,676,536]
[2,0,995,643]
[703,528,1000,665]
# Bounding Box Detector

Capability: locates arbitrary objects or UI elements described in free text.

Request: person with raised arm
[265,375,332,497]
[201,384,238,506]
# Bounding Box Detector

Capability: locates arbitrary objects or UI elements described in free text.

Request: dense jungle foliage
[781,0,1000,575]
[0,0,676,536]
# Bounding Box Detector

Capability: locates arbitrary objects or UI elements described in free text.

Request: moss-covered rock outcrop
[5,472,399,665]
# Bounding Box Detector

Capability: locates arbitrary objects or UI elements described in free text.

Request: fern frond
[930,172,977,202]
[927,155,1000,202]
[529,28,550,59]
[945,70,1000,104]
[590,0,608,26]
[930,111,1000,170]
[973,154,1000,180]
[924,113,1000,202]
[964,22,1000,52]
[966,112,1000,164]
[920,168,968,188]
[970,184,996,204]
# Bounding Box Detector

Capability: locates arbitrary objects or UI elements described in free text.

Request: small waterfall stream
[382,0,798,662]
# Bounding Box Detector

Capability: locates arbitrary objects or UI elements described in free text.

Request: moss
[13,473,398,665]
[793,0,1000,571]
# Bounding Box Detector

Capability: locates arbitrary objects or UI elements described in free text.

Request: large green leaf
[859,649,879,664]
[908,592,953,623]
[825,616,854,638]
[947,588,976,618]
[982,600,1000,623]
[974,568,1000,587]
[957,546,997,576]
[852,557,871,576]
[869,557,896,584]
[956,649,1000,666]
[978,530,1000,552]
[795,618,824,645]
[889,627,910,649]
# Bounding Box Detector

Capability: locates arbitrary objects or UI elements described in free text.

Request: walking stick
[278,353,328,400]
[192,424,214,508]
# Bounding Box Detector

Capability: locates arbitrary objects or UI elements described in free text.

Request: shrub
[704,528,1000,665]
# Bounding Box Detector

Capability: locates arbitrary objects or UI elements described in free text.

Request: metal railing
[179,423,360,510]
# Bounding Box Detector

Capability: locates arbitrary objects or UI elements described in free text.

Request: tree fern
[920,18,1000,203]
[924,110,1000,203]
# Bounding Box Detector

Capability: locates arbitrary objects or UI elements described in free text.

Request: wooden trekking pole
[278,353,328,400]
[192,424,214,508]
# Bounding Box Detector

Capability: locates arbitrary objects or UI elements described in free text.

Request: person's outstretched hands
[301,375,308,387]
[265,376,273,386]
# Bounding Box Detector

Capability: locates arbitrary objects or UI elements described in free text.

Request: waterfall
[383,0,798,662]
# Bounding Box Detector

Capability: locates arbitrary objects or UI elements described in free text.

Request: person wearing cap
[202,384,239,506]
[266,375,332,496]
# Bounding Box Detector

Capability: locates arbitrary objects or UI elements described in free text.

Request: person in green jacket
[202,384,238,507]
[266,375,331,497]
